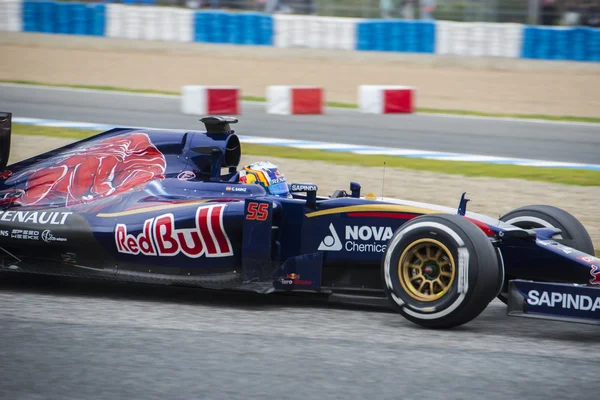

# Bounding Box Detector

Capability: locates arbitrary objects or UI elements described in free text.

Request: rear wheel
[497,204,595,303]
[381,214,500,329]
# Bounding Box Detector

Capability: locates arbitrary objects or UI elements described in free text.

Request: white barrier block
[267,86,291,115]
[274,15,363,51]
[181,86,240,115]
[358,85,416,114]
[0,0,22,32]
[107,4,193,42]
[435,21,524,58]
[267,86,323,115]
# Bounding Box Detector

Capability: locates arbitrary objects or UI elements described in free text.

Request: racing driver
[239,161,291,198]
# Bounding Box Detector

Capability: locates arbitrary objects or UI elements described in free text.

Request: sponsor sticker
[0,211,72,225]
[536,239,575,254]
[290,184,318,193]
[578,255,600,264]
[286,273,313,286]
[61,252,77,264]
[41,229,67,243]
[526,289,600,311]
[177,171,196,181]
[318,224,393,253]
[0,230,8,237]
[10,229,39,241]
[115,204,233,258]
[270,177,286,185]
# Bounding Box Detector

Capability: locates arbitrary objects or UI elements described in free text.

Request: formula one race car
[0,113,598,328]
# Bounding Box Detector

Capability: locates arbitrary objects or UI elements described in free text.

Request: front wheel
[496,204,595,304]
[381,213,500,329]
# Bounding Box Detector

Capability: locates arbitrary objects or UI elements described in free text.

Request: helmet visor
[267,181,289,197]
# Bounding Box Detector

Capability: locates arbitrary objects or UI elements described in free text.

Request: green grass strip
[2,79,599,123]
[12,124,600,187]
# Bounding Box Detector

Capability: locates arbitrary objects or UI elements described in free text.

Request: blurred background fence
[1,0,599,61]
[28,0,597,26]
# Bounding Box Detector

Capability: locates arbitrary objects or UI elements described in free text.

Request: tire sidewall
[383,218,477,319]
[500,205,594,254]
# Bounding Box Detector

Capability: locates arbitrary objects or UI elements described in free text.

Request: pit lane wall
[2,0,599,62]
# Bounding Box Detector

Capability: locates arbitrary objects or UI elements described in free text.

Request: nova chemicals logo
[318,223,342,251]
[318,224,393,253]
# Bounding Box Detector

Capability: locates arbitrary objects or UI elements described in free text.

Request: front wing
[507,279,600,325]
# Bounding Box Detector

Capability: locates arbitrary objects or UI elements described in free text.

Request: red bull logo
[115,204,232,258]
[590,265,600,285]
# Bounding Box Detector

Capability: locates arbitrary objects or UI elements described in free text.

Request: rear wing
[0,112,11,170]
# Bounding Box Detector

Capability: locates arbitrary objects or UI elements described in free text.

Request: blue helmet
[239,161,291,198]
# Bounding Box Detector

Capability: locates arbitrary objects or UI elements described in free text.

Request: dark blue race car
[0,113,598,328]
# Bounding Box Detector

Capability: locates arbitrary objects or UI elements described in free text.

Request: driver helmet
[239,161,291,198]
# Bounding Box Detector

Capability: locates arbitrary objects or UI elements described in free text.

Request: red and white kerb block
[358,85,416,114]
[181,86,240,115]
[266,86,324,115]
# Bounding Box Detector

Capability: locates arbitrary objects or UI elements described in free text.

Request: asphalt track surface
[1,273,598,400]
[1,84,599,164]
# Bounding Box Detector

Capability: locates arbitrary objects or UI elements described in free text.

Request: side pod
[0,112,11,170]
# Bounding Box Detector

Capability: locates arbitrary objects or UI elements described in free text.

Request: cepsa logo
[318,223,393,253]
[115,204,233,258]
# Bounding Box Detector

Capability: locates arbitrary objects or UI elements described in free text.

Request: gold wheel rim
[397,238,456,302]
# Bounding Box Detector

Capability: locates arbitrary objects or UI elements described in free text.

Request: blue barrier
[88,3,106,36]
[194,11,273,46]
[22,0,39,32]
[22,1,106,36]
[356,20,435,53]
[522,25,600,62]
[121,0,156,4]
[15,2,600,62]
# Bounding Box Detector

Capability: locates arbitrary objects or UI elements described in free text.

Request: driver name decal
[115,204,233,258]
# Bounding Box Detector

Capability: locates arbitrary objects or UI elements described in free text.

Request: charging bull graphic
[1,133,166,208]
[591,265,600,285]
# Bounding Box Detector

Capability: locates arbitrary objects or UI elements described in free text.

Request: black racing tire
[499,205,594,253]
[497,205,595,304]
[381,213,500,329]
